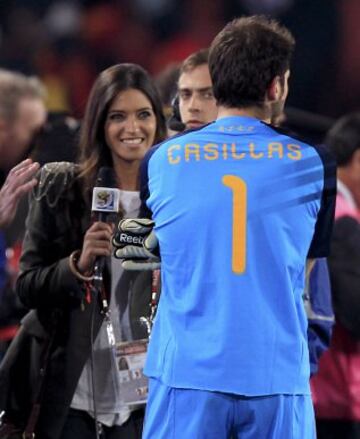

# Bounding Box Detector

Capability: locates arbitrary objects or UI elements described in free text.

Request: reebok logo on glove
[112,218,161,270]
[117,233,144,246]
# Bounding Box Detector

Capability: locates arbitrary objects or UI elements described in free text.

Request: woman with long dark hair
[7,63,166,439]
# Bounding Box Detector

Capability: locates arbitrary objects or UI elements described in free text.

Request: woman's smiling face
[105,88,157,166]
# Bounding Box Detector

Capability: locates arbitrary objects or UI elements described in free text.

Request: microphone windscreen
[95,166,116,188]
[92,167,120,214]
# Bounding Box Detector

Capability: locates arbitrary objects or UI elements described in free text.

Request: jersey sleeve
[307,145,337,258]
[139,145,160,219]
[306,258,334,375]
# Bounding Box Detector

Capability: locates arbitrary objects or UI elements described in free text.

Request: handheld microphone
[91,167,120,306]
[91,167,120,220]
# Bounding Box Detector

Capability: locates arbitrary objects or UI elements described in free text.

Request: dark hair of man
[77,63,167,202]
[154,63,180,117]
[209,15,295,109]
[325,113,360,166]
[179,48,210,75]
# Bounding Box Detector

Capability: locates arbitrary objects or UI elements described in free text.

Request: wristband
[69,250,94,282]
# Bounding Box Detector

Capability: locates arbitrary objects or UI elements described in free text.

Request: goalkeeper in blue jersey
[114,15,336,439]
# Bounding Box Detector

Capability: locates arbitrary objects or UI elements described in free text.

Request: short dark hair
[209,16,295,108]
[154,63,180,110]
[78,63,167,198]
[325,113,360,166]
[180,48,210,76]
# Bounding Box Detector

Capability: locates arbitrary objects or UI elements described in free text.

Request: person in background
[1,63,166,439]
[0,68,46,231]
[173,48,217,131]
[0,69,46,358]
[0,160,40,359]
[0,69,46,176]
[311,113,360,439]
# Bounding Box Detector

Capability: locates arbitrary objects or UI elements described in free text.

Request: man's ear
[266,76,281,102]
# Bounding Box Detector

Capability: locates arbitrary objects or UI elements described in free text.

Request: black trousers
[316,419,360,439]
[59,408,144,439]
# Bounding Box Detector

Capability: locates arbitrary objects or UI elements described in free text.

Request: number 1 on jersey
[222,175,247,274]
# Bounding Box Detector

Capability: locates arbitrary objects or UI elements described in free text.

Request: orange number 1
[222,175,247,274]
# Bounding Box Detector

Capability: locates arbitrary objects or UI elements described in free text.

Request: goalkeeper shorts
[142,378,316,439]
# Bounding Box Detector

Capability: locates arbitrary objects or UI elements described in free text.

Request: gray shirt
[70,190,141,426]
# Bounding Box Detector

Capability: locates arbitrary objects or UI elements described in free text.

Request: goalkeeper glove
[113,218,160,270]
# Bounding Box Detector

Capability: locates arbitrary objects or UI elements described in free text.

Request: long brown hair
[78,63,167,201]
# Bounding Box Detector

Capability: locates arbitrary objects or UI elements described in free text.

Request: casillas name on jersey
[141,115,336,396]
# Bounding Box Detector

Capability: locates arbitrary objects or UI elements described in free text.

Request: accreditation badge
[116,339,148,406]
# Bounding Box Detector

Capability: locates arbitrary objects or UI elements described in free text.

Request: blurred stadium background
[0,0,358,120]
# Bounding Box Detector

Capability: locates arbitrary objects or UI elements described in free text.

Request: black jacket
[329,215,360,338]
[0,162,151,439]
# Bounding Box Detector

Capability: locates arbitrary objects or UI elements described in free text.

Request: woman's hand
[77,221,114,275]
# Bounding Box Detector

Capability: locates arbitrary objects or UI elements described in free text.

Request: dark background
[0,0,357,120]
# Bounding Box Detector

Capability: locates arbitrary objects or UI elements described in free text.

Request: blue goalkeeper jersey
[141,115,336,396]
